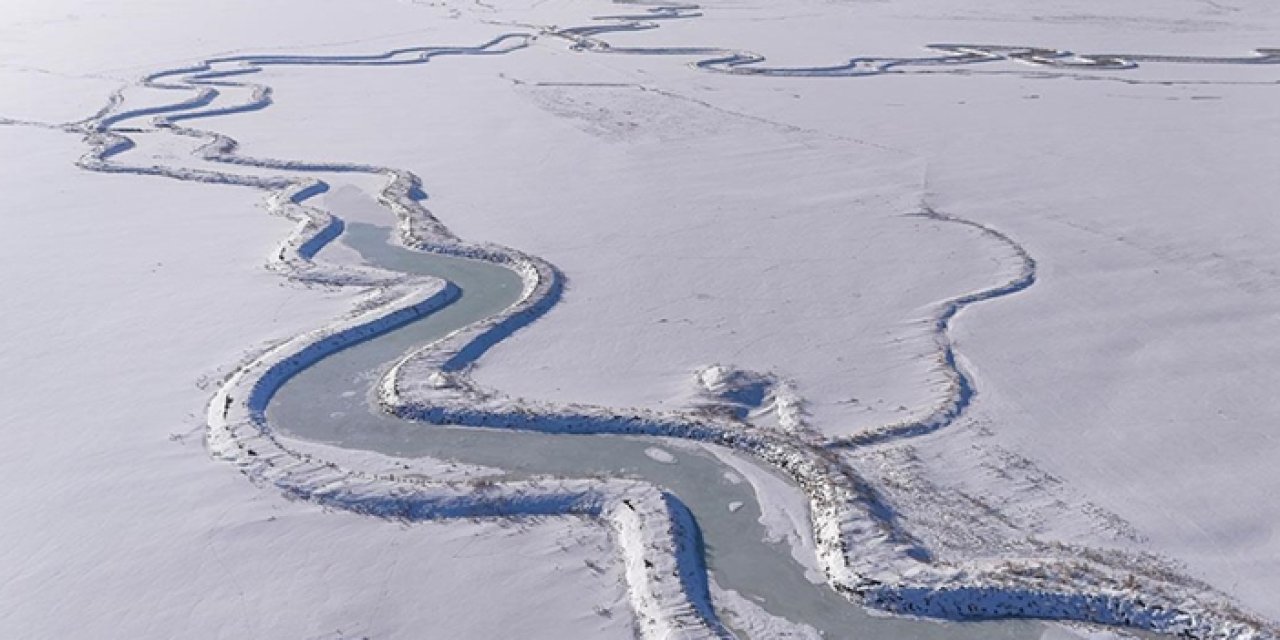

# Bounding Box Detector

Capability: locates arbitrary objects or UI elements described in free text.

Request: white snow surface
[645,447,679,464]
[208,0,1280,624]
[4,0,1280,637]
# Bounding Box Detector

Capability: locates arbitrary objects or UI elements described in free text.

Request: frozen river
[269,215,1049,639]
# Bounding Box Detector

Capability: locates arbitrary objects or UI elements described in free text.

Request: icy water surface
[269,217,1051,638]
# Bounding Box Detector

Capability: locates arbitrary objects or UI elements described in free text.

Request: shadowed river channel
[269,217,1051,639]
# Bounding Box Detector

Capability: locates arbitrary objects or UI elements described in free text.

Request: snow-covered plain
[0,124,635,639]
[0,3,634,639]
[3,0,1279,637]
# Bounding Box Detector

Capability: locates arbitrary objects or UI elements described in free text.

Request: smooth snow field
[2,0,1279,638]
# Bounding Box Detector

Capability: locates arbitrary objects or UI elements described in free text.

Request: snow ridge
[827,207,1038,449]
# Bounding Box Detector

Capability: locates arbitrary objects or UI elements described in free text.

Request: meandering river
[265,185,1050,640]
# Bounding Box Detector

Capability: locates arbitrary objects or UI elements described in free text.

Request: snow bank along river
[270,215,1047,639]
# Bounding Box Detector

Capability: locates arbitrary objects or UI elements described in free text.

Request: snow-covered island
[2,0,1279,638]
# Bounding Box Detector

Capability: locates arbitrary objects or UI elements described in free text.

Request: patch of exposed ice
[710,577,823,640]
[700,443,823,584]
[280,436,504,482]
